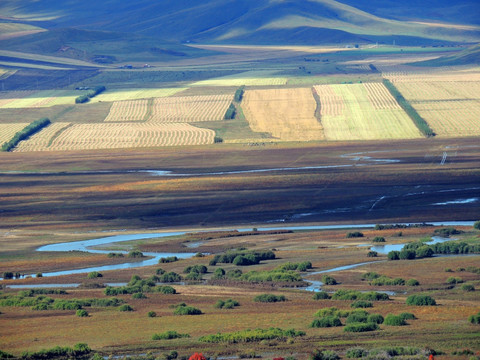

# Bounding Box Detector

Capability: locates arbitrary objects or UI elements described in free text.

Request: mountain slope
[0,0,478,46]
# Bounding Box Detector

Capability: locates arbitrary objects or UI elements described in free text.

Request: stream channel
[5,221,475,290]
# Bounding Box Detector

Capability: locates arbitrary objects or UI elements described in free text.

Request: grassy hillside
[412,43,480,66]
[0,0,478,47]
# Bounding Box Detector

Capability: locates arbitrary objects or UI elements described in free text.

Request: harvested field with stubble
[191,70,288,87]
[13,122,71,152]
[242,88,324,141]
[148,94,233,123]
[313,83,422,140]
[386,71,480,137]
[0,90,89,108]
[0,122,29,144]
[104,99,150,122]
[32,123,216,150]
[90,88,186,102]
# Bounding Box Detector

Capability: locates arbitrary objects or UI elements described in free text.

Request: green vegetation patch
[406,294,436,306]
[199,327,305,343]
[214,298,240,309]
[253,294,286,303]
[152,330,190,340]
[20,343,91,360]
[210,250,275,266]
[331,290,390,301]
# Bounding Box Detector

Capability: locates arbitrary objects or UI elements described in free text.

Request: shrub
[75,94,89,104]
[310,349,340,360]
[132,292,146,299]
[461,284,475,292]
[446,276,463,284]
[107,252,124,258]
[159,256,178,263]
[322,275,337,285]
[468,311,480,324]
[199,327,305,343]
[345,311,369,324]
[152,330,190,340]
[147,311,157,317]
[156,268,166,275]
[87,271,102,279]
[372,237,385,243]
[310,316,342,328]
[314,307,340,318]
[212,268,226,279]
[406,279,420,286]
[254,294,286,303]
[119,304,134,312]
[474,220,480,230]
[367,313,384,324]
[234,85,245,102]
[185,272,202,281]
[415,246,434,258]
[344,322,378,332]
[444,267,453,272]
[399,312,416,320]
[384,314,407,326]
[434,227,462,237]
[224,102,236,119]
[345,348,368,358]
[215,298,240,309]
[313,291,331,300]
[0,350,14,359]
[367,251,377,257]
[76,309,89,317]
[399,249,416,260]
[346,231,364,238]
[36,273,43,278]
[362,272,380,281]
[2,272,14,280]
[128,250,144,258]
[406,295,436,306]
[173,304,202,315]
[388,251,400,260]
[159,272,182,283]
[351,300,372,308]
[184,265,207,274]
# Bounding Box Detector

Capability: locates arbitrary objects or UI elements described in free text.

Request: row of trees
[1,117,50,151]
[75,85,106,104]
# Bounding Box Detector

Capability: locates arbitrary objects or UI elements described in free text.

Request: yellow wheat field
[313,83,422,140]
[90,88,186,103]
[242,88,324,141]
[17,123,215,151]
[148,95,232,123]
[104,100,149,122]
[191,70,288,87]
[386,72,480,137]
[0,90,89,108]
[13,123,71,152]
[0,123,29,144]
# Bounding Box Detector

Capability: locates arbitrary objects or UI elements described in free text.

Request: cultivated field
[13,122,72,152]
[148,95,233,123]
[0,90,89,108]
[386,71,480,137]
[104,100,150,122]
[313,83,423,140]
[90,88,187,102]
[0,123,29,144]
[242,88,324,141]
[191,70,288,87]
[24,123,216,151]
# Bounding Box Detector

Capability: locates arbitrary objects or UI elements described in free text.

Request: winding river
[4,221,476,289]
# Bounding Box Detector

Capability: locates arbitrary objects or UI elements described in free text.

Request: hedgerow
[199,327,305,343]
[75,85,106,104]
[1,118,50,152]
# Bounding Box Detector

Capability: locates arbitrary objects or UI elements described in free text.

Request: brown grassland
[0,46,479,359]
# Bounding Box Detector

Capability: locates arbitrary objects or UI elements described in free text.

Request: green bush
[310,316,342,328]
[0,350,14,359]
[159,256,178,263]
[276,261,313,272]
[434,227,462,237]
[367,313,384,324]
[107,252,124,258]
[234,85,245,102]
[87,271,102,279]
[399,312,416,320]
[446,276,463,284]
[184,265,207,274]
[159,272,182,283]
[384,314,407,326]
[346,231,364,238]
[314,307,340,318]
[331,289,390,301]
[406,278,420,286]
[313,291,331,300]
[370,276,405,286]
[214,298,240,309]
[372,237,385,243]
[76,309,89,317]
[132,292,146,299]
[362,272,380,281]
[147,311,157,317]
[399,249,416,260]
[474,220,480,230]
[310,349,340,360]
[322,275,337,285]
[185,272,202,281]
[156,267,166,275]
[212,268,226,279]
[253,294,286,303]
[344,322,378,332]
[199,327,305,343]
[406,294,436,306]
[75,95,89,104]
[345,311,369,324]
[224,103,236,119]
[461,284,475,292]
[350,300,372,308]
[119,304,134,312]
[345,348,368,358]
[415,246,434,258]
[468,311,480,324]
[20,343,91,360]
[173,304,202,315]
[367,251,377,257]
[388,251,400,260]
[152,330,190,340]
[128,250,144,258]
